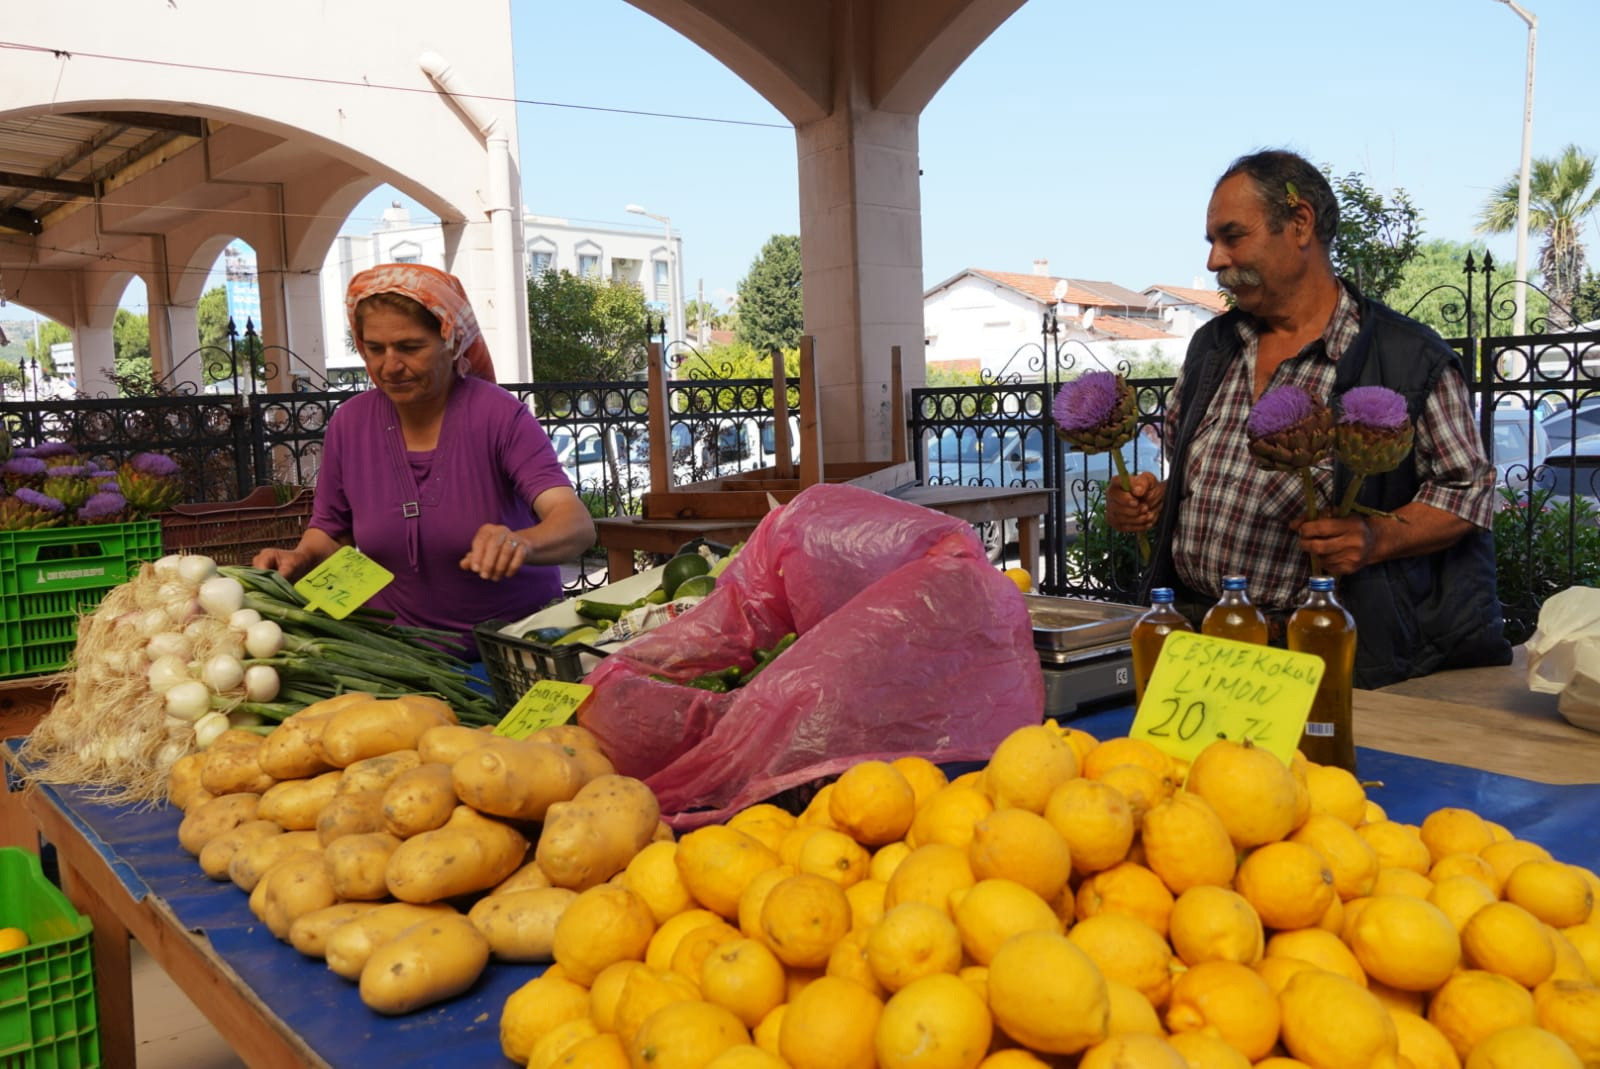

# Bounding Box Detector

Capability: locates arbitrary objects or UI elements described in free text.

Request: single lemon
[1165,959,1281,1062]
[1290,813,1380,900]
[883,842,975,917]
[967,806,1072,901]
[795,827,871,888]
[1427,969,1537,1060]
[760,873,852,969]
[552,884,658,986]
[704,1045,789,1069]
[1371,866,1435,899]
[830,761,917,846]
[1003,566,1033,593]
[1345,894,1462,991]
[865,901,963,992]
[735,867,794,944]
[891,756,950,810]
[1184,738,1301,848]
[527,1018,601,1069]
[1077,1034,1188,1069]
[825,926,886,998]
[906,785,993,850]
[676,825,782,919]
[874,972,992,1069]
[1235,841,1336,931]
[1075,860,1176,937]
[1252,954,1322,998]
[1069,911,1175,1008]
[845,877,888,931]
[1389,1010,1461,1069]
[1265,927,1368,987]
[1461,900,1557,987]
[1428,874,1499,934]
[1081,736,1175,783]
[669,920,742,983]
[1419,808,1494,861]
[1302,764,1367,827]
[1277,968,1399,1069]
[555,1033,630,1069]
[1479,838,1554,888]
[1141,792,1238,896]
[986,930,1110,1055]
[1561,922,1600,982]
[590,960,647,1034]
[500,974,592,1064]
[1461,1024,1582,1068]
[1355,820,1433,875]
[778,975,884,1069]
[1503,859,1595,929]
[0,927,28,953]
[1429,851,1502,894]
[870,841,913,884]
[1533,978,1600,1066]
[1168,884,1263,966]
[1103,977,1163,1037]
[983,724,1080,813]
[628,999,750,1069]
[648,907,725,972]
[1043,776,1136,876]
[624,840,697,924]
[1164,1030,1255,1069]
[1091,762,1170,822]
[950,877,1061,966]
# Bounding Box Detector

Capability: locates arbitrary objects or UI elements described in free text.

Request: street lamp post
[1495,0,1538,335]
[626,204,679,348]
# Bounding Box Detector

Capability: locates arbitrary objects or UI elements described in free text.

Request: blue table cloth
[12,707,1600,1068]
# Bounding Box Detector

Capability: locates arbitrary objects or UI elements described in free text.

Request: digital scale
[1025,594,1142,720]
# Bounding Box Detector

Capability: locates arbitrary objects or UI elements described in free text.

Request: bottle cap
[1308,576,1336,592]
[1221,575,1248,591]
[1151,587,1175,604]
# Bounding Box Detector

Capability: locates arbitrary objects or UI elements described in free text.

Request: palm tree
[1477,144,1600,328]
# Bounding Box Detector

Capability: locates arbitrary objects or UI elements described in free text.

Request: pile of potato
[168,691,666,1015]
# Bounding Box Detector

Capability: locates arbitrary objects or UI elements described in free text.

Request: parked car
[1491,407,1551,491]
[1540,396,1600,454]
[1533,431,1600,508]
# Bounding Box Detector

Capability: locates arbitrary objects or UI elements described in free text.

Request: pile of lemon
[500,724,1600,1069]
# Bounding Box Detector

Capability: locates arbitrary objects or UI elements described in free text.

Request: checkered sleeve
[1411,365,1496,528]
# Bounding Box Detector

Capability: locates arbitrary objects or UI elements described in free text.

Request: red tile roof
[1145,284,1229,314]
[1092,315,1178,340]
[969,270,1155,311]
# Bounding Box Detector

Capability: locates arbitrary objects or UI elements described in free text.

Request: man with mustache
[1106,149,1509,687]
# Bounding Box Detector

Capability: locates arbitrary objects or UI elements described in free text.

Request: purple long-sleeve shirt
[310,376,571,658]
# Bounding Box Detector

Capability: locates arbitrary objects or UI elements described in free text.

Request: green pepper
[574,596,646,621]
[740,632,797,685]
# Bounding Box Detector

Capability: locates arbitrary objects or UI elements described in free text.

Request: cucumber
[574,597,642,622]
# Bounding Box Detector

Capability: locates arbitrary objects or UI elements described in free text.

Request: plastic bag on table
[1525,585,1600,733]
[578,482,1044,825]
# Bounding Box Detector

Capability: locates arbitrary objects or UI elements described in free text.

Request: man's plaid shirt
[1165,286,1495,613]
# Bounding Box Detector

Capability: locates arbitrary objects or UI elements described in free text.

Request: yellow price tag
[494,680,594,739]
[1129,631,1325,765]
[293,546,394,619]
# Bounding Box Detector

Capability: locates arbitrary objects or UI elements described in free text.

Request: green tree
[1327,169,1422,302]
[197,286,230,351]
[735,234,803,353]
[1389,240,1549,338]
[112,308,152,386]
[1571,270,1600,325]
[26,320,69,376]
[685,298,732,335]
[1477,144,1600,327]
[526,270,651,381]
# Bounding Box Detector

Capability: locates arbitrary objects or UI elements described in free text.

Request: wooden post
[771,348,794,480]
[645,341,670,492]
[796,335,824,488]
[890,345,907,464]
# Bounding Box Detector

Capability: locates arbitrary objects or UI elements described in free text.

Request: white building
[321,205,685,378]
[923,261,1207,381]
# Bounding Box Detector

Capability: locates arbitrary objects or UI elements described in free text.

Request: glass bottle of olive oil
[1130,587,1194,707]
[1201,575,1270,645]
[1287,576,1357,772]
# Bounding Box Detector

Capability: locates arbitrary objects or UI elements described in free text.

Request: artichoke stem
[1110,448,1151,565]
[1336,475,1366,518]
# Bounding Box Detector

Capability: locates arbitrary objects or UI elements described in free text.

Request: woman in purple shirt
[254,264,595,658]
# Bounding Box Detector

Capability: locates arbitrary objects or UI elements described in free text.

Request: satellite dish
[1051,279,1069,302]
[1081,307,1097,332]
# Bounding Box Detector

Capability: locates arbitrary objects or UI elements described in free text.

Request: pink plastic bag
[578,482,1044,825]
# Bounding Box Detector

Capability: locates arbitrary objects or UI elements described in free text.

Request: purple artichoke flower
[116,451,185,512]
[1247,386,1333,472]
[0,487,68,530]
[2,456,47,491]
[1052,372,1138,453]
[77,490,130,524]
[42,464,96,510]
[1334,386,1415,516]
[33,441,80,460]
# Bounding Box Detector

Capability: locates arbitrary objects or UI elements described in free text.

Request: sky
[111,0,1600,319]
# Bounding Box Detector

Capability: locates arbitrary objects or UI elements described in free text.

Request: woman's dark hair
[1218,150,1339,248]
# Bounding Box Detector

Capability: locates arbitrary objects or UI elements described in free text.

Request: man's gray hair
[1218,150,1339,247]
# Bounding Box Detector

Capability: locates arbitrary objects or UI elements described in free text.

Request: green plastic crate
[0,521,161,680]
[0,848,98,1069]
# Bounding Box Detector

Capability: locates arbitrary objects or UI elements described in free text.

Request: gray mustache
[1217,267,1263,289]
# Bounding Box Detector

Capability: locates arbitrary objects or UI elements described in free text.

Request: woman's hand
[253,546,319,581]
[1106,471,1165,533]
[461,524,528,581]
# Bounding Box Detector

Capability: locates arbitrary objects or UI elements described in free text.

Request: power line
[0,40,792,131]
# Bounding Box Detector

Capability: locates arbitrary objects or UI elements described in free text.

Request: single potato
[359,913,491,1015]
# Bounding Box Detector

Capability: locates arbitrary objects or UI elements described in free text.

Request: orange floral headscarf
[345,263,497,383]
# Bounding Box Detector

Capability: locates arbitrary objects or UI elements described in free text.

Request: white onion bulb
[165,680,212,721]
[201,654,245,694]
[153,554,185,580]
[243,664,280,702]
[228,608,262,631]
[197,575,245,619]
[192,711,230,749]
[177,554,218,586]
[244,620,284,659]
[147,654,192,695]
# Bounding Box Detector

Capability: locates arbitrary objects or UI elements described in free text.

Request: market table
[596,484,1052,579]
[4,671,1599,1069]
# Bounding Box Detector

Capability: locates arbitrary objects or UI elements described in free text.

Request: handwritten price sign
[1129,631,1324,765]
[293,546,394,619]
[495,680,594,739]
